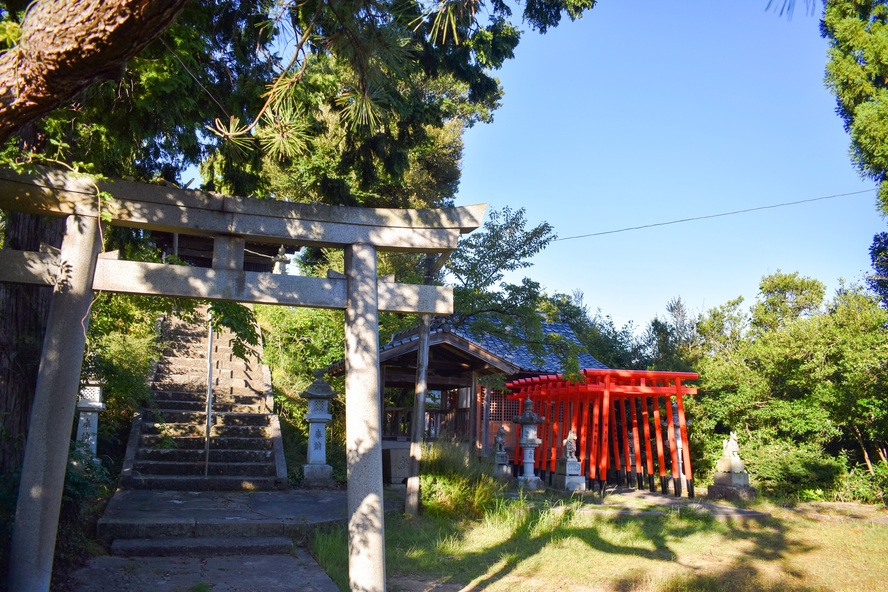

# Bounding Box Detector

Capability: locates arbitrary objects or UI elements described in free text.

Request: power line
[555,188,877,242]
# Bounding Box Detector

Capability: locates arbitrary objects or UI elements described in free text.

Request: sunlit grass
[312,494,888,592]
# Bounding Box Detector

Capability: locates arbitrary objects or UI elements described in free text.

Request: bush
[419,440,502,519]
[835,461,888,505]
[745,442,843,499]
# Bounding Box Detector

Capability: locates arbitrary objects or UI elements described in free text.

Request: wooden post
[675,383,694,498]
[652,394,668,494]
[666,394,680,497]
[630,396,644,489]
[641,395,655,492]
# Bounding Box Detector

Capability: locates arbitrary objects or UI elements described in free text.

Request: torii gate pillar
[9,215,101,592]
[344,243,385,592]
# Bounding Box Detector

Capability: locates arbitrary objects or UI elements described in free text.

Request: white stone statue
[562,429,578,461]
[717,432,745,473]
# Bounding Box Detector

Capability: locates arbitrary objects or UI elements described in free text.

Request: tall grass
[418,439,503,519]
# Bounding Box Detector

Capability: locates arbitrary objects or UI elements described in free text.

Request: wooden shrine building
[506,369,699,497]
[328,318,608,469]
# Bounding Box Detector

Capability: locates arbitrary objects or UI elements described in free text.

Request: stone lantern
[302,369,336,486]
[513,397,544,491]
[76,382,105,455]
[272,245,289,275]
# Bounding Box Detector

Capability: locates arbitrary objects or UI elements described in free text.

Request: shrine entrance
[0,167,485,592]
[506,369,699,497]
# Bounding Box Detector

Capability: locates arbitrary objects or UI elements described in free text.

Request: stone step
[153,400,263,413]
[110,536,293,557]
[123,474,282,492]
[156,411,270,427]
[153,377,258,391]
[137,448,273,463]
[152,390,264,405]
[139,435,274,450]
[133,460,276,477]
[157,357,253,372]
[142,423,272,438]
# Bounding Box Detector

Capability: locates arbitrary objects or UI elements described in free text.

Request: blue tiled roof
[382,318,608,375]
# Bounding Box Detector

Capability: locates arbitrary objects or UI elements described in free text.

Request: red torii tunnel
[506,369,699,497]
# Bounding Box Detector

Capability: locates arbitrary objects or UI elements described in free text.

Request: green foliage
[835,461,888,505]
[419,440,502,518]
[692,272,888,499]
[446,207,583,371]
[749,271,825,334]
[208,302,260,362]
[821,0,888,212]
[869,232,888,307]
[744,442,844,499]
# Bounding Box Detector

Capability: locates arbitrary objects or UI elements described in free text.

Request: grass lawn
[313,491,888,592]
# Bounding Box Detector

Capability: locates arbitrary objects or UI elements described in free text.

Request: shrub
[834,461,888,505]
[419,440,502,519]
[745,442,843,499]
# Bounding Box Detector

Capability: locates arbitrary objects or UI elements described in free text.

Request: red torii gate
[506,369,699,497]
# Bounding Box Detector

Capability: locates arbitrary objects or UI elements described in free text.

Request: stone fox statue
[562,429,578,461]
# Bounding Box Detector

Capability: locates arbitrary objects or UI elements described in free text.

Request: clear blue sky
[454,0,886,330]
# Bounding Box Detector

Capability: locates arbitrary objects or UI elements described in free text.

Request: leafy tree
[693,272,888,487]
[445,207,581,372]
[749,270,825,334]
[639,297,699,372]
[821,0,888,213]
[869,232,888,307]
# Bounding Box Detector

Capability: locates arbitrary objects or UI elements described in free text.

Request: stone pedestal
[304,464,334,485]
[490,451,512,480]
[553,459,585,491]
[707,472,757,501]
[382,446,411,485]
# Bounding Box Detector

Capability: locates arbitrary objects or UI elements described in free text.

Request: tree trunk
[853,425,875,476]
[0,212,65,475]
[0,0,190,142]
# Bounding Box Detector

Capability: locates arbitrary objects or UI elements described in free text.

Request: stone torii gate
[0,167,485,592]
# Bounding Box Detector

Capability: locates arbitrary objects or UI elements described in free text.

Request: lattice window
[489,390,519,422]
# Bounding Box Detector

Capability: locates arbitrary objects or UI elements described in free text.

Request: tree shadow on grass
[387,501,822,592]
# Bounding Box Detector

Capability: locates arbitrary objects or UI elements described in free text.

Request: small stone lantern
[76,382,105,455]
[272,245,289,275]
[513,397,544,491]
[302,369,336,486]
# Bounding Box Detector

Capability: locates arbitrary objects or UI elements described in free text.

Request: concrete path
[68,550,339,592]
[97,489,350,541]
[69,489,353,592]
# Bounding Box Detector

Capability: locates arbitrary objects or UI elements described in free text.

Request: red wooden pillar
[570,385,581,474]
[630,396,644,489]
[675,381,695,498]
[640,394,655,492]
[599,376,612,492]
[651,393,668,494]
[578,390,590,481]
[589,388,601,483]
[618,398,633,487]
[665,392,681,496]
[608,393,622,487]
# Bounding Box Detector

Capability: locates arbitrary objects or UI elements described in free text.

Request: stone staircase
[120,310,287,491]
